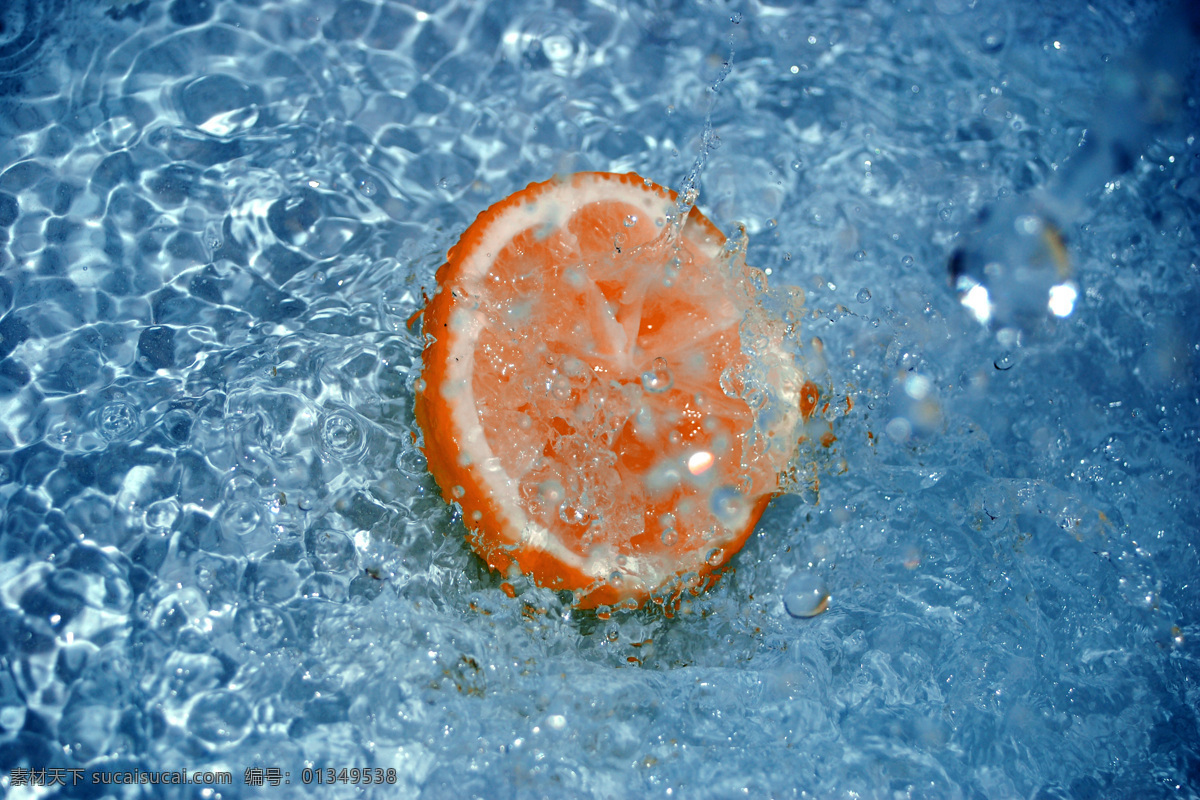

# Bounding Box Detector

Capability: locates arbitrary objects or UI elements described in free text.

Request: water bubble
[319,410,367,461]
[979,28,1006,53]
[705,547,725,567]
[305,528,357,572]
[661,527,678,546]
[397,448,428,477]
[856,287,872,303]
[624,214,638,227]
[451,485,466,499]
[144,498,181,534]
[358,179,377,196]
[783,571,830,618]
[538,480,565,506]
[222,501,261,536]
[731,12,743,24]
[234,604,291,651]
[640,357,674,393]
[97,401,139,441]
[710,486,748,527]
[188,690,252,745]
[854,250,867,262]
[994,352,1017,371]
[162,409,193,444]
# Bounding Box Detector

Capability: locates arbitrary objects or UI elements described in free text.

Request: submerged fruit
[414,172,804,608]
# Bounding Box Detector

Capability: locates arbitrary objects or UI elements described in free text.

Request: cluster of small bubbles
[319,410,367,461]
[783,570,830,618]
[640,357,674,393]
[97,401,139,441]
[559,502,591,526]
[856,288,872,303]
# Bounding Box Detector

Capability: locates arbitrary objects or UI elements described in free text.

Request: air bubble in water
[624,214,638,227]
[706,547,725,566]
[661,527,678,546]
[784,571,830,618]
[857,288,872,303]
[641,357,673,393]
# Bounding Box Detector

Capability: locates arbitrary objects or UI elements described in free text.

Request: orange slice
[414,172,803,609]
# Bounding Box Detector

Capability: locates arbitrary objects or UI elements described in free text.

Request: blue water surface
[0,0,1197,798]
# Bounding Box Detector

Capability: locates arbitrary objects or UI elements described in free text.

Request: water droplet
[994,352,1017,371]
[856,287,872,303]
[451,485,466,499]
[97,401,139,441]
[784,571,830,618]
[705,547,725,567]
[358,179,377,196]
[661,527,678,546]
[854,250,867,262]
[640,357,674,393]
[624,214,638,227]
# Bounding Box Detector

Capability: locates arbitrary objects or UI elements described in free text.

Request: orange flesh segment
[415,172,796,608]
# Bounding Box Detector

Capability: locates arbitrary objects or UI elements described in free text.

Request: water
[1,0,1198,797]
